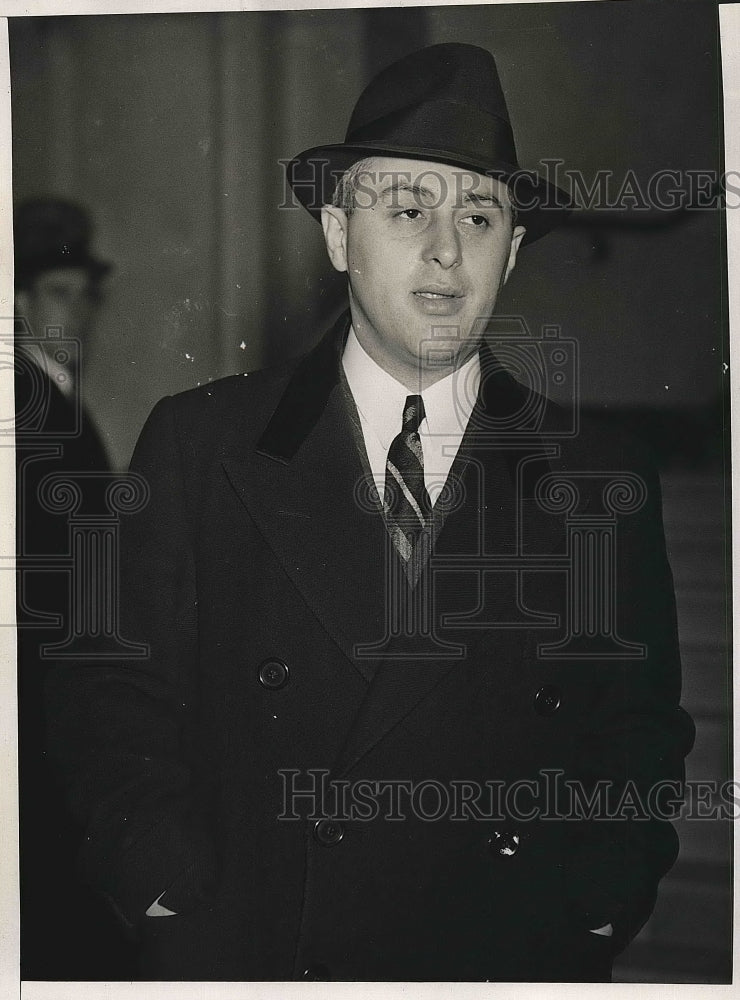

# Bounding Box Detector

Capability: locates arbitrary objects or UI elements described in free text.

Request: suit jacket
[47,313,694,982]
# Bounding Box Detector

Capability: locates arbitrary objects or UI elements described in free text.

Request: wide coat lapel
[223,314,390,684]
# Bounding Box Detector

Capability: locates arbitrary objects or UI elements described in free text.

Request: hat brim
[15,254,112,287]
[287,142,571,245]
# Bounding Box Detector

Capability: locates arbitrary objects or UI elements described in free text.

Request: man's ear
[503,224,526,285]
[321,205,349,273]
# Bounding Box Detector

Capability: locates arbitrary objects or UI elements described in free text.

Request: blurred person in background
[14,198,134,979]
[15,198,110,421]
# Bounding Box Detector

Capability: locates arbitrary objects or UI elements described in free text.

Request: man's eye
[461,214,489,228]
[398,208,423,220]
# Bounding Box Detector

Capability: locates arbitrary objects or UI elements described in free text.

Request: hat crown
[15,199,91,265]
[14,198,110,282]
[346,43,512,142]
[287,42,570,243]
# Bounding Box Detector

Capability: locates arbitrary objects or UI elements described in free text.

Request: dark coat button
[488,829,521,857]
[313,819,344,846]
[534,684,561,715]
[302,965,330,980]
[258,658,289,689]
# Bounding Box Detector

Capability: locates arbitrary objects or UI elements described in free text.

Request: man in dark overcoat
[47,44,694,983]
[14,200,137,978]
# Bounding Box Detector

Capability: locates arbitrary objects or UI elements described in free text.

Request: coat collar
[255,310,565,486]
[255,311,349,464]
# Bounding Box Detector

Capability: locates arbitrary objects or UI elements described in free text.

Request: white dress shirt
[341,327,481,506]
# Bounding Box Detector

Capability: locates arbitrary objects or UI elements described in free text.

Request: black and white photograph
[3,0,735,991]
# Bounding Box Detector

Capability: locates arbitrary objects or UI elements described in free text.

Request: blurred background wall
[9,0,730,984]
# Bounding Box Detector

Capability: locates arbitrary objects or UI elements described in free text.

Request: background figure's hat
[287,42,570,244]
[14,198,111,287]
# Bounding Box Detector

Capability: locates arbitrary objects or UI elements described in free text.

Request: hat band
[346,100,518,171]
[15,247,109,281]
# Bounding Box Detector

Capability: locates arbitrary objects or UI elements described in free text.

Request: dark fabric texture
[46,312,694,981]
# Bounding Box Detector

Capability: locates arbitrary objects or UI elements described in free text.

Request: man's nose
[422,217,461,269]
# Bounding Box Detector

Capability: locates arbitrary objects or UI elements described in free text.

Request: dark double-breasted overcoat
[48,313,694,982]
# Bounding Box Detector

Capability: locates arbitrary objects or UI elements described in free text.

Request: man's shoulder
[562,407,655,470]
[484,363,655,475]
[130,356,303,473]
[159,357,298,443]
[173,357,295,413]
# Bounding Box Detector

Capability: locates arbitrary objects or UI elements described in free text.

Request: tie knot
[402,395,425,435]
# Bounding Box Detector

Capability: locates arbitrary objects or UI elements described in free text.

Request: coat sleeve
[45,396,217,931]
[559,432,695,950]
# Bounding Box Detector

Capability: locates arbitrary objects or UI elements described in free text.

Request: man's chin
[413,338,480,371]
[400,348,478,390]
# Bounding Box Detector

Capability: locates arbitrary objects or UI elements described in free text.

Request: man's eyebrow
[378,180,436,202]
[460,191,505,209]
[377,181,506,210]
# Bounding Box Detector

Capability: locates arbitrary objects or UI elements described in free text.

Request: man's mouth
[413,290,461,299]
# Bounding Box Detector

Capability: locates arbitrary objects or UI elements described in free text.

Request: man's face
[17,267,99,348]
[322,157,525,389]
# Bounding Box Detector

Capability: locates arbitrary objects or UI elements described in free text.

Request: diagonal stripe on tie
[387,460,426,525]
[384,395,432,560]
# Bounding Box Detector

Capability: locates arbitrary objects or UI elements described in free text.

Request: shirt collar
[422,350,480,440]
[341,326,481,448]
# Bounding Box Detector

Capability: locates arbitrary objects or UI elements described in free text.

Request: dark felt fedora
[287,42,570,244]
[14,198,111,288]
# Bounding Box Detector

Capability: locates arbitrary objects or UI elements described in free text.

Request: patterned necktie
[384,395,432,561]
